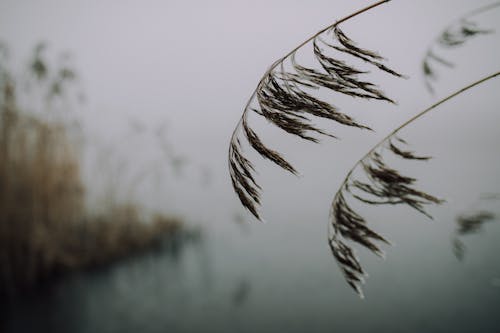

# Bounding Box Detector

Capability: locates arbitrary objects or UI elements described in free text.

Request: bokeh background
[1,0,499,332]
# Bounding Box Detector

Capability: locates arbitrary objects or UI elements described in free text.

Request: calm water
[3,196,500,333]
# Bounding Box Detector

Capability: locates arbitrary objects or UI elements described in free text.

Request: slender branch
[328,71,499,296]
[466,1,500,18]
[422,1,500,91]
[268,0,386,102]
[423,1,500,54]
[273,0,391,72]
[332,70,500,215]
[229,0,391,141]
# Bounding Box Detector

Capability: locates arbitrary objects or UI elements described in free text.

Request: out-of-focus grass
[0,44,181,297]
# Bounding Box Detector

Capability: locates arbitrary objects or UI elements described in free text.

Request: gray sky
[2,2,500,323]
[0,0,498,223]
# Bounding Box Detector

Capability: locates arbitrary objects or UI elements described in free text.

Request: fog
[1,0,499,332]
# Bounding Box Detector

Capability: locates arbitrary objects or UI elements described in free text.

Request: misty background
[1,0,499,332]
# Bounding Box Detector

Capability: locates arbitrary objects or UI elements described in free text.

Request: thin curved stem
[271,0,391,73]
[466,1,500,18]
[246,0,390,116]
[229,0,392,184]
[422,1,500,91]
[330,70,500,226]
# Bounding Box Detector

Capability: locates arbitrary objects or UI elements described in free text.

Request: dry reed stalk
[229,0,403,220]
[452,210,496,261]
[329,72,500,297]
[227,0,499,297]
[422,2,499,92]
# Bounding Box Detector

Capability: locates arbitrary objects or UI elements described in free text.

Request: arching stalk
[329,71,500,297]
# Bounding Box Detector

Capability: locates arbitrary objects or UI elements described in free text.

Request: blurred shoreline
[0,43,186,299]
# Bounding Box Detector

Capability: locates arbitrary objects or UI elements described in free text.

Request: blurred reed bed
[0,44,181,297]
